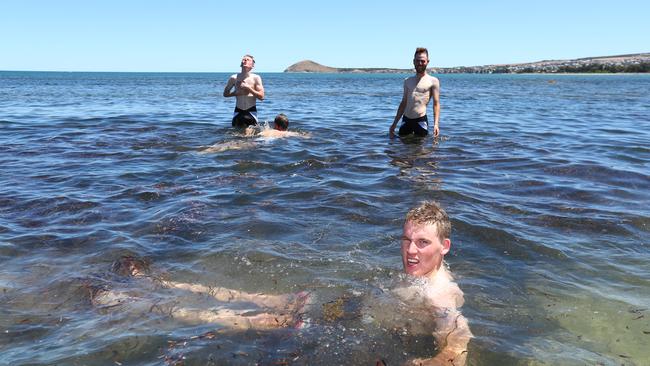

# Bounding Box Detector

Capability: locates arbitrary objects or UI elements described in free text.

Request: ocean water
[0,71,649,366]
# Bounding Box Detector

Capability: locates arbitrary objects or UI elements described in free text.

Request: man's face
[413,53,429,73]
[401,220,450,277]
[240,56,254,70]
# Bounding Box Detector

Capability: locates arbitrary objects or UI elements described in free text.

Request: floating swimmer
[87,256,310,330]
[257,113,303,139]
[199,114,308,153]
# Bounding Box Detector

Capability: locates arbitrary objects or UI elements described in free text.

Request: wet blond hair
[405,201,451,240]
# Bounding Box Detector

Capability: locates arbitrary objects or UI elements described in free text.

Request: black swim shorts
[398,115,428,137]
[232,106,258,128]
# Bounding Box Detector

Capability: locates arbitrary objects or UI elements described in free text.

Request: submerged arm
[408,308,471,366]
[407,276,471,366]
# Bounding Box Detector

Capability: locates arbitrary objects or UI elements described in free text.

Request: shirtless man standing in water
[389,47,441,138]
[397,201,472,365]
[223,54,265,129]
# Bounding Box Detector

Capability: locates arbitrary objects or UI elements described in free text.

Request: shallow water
[1,71,649,365]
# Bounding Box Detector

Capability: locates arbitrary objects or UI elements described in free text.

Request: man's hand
[237,80,253,94]
[433,124,440,138]
[389,124,396,138]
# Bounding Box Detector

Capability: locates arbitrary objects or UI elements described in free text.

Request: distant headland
[285,53,650,74]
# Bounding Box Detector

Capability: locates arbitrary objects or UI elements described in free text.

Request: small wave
[455,220,569,262]
[199,140,257,153]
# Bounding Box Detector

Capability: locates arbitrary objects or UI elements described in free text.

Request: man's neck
[425,264,451,283]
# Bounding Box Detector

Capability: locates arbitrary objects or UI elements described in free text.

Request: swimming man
[257,113,292,138]
[223,54,265,129]
[398,201,471,365]
[389,47,441,138]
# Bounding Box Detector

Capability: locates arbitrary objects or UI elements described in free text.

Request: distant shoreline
[285,53,650,74]
[2,70,650,76]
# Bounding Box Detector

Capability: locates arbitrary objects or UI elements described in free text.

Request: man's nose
[407,240,418,253]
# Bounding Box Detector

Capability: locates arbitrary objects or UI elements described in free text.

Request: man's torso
[404,74,438,119]
[234,73,260,110]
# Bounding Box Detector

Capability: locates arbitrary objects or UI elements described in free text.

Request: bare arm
[223,75,237,97]
[407,277,471,366]
[432,80,441,137]
[407,308,471,366]
[255,76,265,100]
[390,80,408,137]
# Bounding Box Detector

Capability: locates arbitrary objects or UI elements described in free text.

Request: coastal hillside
[284,60,338,73]
[284,60,411,73]
[284,53,650,74]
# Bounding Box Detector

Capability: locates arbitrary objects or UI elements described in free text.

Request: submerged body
[199,120,307,154]
[398,201,472,365]
[89,257,308,330]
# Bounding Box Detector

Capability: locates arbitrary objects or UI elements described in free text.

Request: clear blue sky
[2,0,648,72]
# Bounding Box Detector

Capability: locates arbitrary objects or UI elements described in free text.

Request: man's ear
[441,238,451,255]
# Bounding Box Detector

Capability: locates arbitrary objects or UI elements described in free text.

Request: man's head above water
[401,201,452,278]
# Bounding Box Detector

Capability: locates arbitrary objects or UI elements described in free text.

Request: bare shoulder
[406,75,418,83]
[404,76,418,89]
[426,269,465,309]
[258,129,284,138]
[427,74,440,87]
[258,130,305,139]
[445,280,465,308]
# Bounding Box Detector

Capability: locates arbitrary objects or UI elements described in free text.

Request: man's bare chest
[237,75,256,85]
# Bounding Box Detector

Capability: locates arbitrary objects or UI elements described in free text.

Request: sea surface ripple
[1,72,649,365]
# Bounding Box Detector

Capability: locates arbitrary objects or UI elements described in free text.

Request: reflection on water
[1,72,649,365]
[387,137,444,191]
